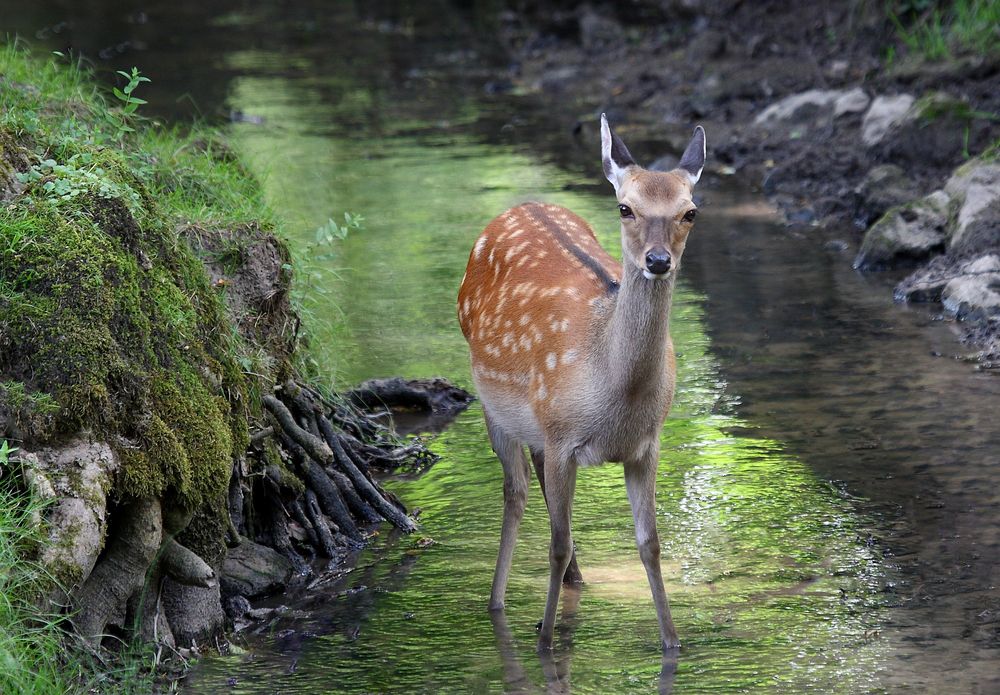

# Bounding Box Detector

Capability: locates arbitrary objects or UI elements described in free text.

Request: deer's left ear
[677,125,706,185]
[601,113,637,194]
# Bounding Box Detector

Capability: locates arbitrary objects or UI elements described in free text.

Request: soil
[490,0,1000,360]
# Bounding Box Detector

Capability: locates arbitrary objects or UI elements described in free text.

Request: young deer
[457,115,705,651]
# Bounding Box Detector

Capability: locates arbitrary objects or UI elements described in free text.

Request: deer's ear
[676,125,706,185]
[601,113,636,194]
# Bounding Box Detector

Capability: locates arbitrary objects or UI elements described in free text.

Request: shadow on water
[7,1,999,692]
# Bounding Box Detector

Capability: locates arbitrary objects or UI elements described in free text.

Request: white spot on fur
[546,353,557,370]
[563,349,578,364]
[474,236,487,260]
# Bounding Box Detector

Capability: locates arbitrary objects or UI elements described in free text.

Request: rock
[833,87,871,118]
[579,9,624,51]
[223,594,252,621]
[753,89,844,126]
[876,92,987,167]
[854,190,951,270]
[685,29,727,62]
[20,439,119,593]
[221,538,293,598]
[753,88,869,133]
[855,164,922,225]
[942,271,1000,320]
[944,160,1000,249]
[861,94,915,146]
[896,254,1000,303]
[826,59,850,81]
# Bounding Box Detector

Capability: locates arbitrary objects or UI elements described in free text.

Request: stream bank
[0,47,468,690]
[494,0,1000,362]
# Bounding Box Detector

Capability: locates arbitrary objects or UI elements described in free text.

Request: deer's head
[601,115,706,280]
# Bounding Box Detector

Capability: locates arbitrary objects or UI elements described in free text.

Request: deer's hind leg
[530,449,583,584]
[486,410,531,611]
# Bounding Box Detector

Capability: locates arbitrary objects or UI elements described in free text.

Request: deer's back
[458,203,620,440]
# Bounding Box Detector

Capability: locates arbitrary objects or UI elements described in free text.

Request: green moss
[0,46,280,516]
[262,438,304,494]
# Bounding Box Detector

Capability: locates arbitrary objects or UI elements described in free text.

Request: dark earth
[489,0,1000,362]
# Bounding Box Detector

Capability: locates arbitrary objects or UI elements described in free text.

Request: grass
[0,441,76,694]
[0,441,162,694]
[888,0,1000,60]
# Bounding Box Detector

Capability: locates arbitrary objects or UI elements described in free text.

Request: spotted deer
[457,115,705,651]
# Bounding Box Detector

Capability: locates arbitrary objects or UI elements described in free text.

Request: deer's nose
[644,248,671,275]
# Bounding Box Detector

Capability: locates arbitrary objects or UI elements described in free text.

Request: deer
[457,115,705,651]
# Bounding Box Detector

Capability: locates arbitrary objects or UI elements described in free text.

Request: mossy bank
[0,45,439,692]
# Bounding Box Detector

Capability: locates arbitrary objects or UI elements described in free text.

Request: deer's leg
[530,449,583,584]
[624,452,680,650]
[538,450,577,651]
[486,411,530,612]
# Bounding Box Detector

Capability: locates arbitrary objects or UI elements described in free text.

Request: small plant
[16,152,143,211]
[0,440,16,468]
[286,212,364,296]
[286,212,364,374]
[313,212,363,247]
[106,67,150,142]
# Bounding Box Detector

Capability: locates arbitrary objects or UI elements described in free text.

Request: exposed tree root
[37,377,469,656]
[72,497,163,645]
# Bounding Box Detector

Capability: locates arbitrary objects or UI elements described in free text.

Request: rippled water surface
[6,2,1000,692]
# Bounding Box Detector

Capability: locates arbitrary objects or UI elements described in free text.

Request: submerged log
[346,376,474,415]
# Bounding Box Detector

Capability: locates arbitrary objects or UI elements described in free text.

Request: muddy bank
[492,0,999,361]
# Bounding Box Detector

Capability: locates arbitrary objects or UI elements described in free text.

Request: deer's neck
[600,262,675,395]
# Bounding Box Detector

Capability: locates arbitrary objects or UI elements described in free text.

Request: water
[5,2,999,692]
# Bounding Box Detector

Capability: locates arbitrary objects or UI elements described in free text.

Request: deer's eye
[619,204,634,219]
[683,209,697,223]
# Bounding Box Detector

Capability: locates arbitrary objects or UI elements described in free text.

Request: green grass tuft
[888,0,1000,61]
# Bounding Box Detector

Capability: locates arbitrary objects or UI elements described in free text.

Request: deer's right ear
[601,114,636,194]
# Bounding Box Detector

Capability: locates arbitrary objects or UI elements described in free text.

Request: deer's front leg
[624,452,680,650]
[538,452,577,651]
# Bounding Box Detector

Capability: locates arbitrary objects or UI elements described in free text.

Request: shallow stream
[7,2,1000,692]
